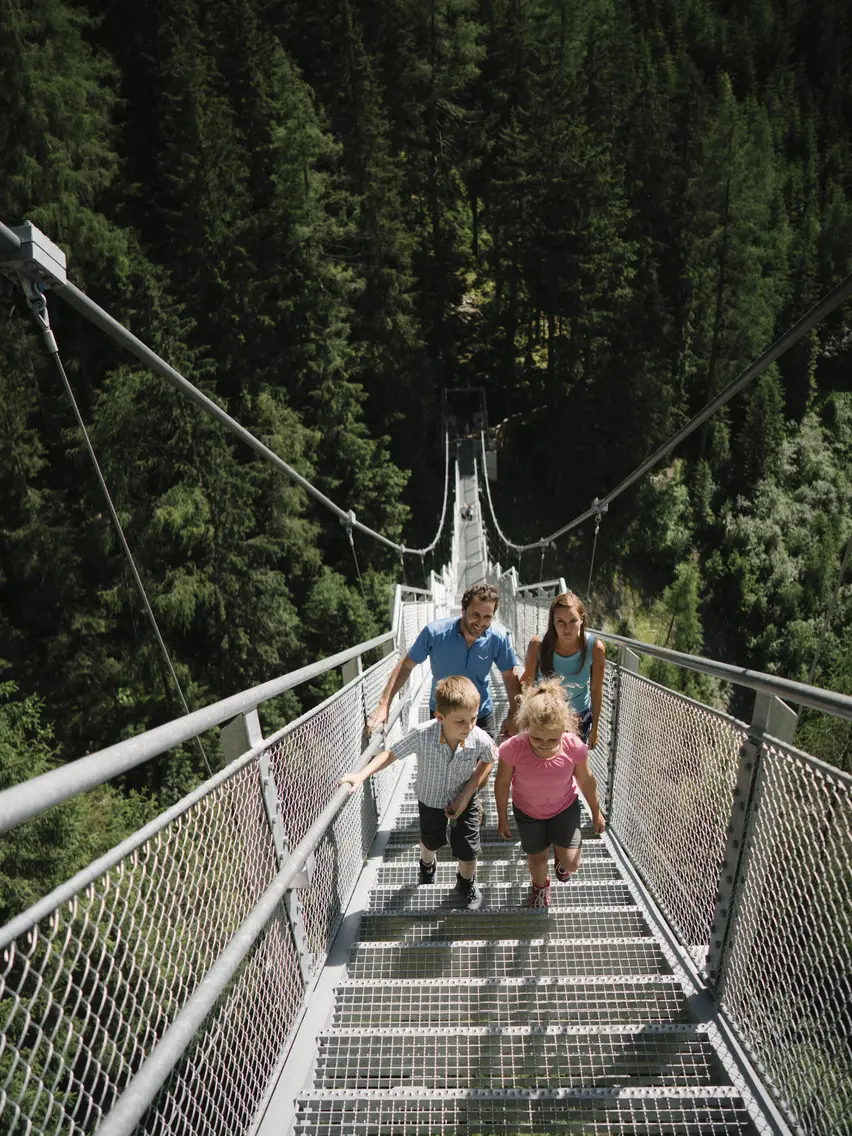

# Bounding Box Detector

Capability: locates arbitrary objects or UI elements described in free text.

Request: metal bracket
[0,220,67,288]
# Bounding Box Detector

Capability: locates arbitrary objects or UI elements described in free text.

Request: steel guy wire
[23,280,213,778]
[344,517,368,605]
[478,271,852,553]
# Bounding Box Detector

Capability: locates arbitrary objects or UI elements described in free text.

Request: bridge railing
[496,567,852,1136]
[0,587,443,1136]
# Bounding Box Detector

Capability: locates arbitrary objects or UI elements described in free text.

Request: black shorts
[512,799,582,856]
[419,793,481,862]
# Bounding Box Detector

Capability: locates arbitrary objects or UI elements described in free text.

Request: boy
[340,675,495,909]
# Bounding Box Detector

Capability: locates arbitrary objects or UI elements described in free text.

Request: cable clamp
[590,497,609,518]
[21,276,59,355]
[341,509,356,534]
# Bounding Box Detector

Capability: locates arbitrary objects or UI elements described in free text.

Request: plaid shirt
[390,719,496,808]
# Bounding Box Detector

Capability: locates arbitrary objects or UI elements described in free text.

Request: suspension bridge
[0,221,850,1136]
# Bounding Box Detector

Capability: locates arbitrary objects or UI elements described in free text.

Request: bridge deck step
[347,937,670,980]
[331,976,690,1028]
[376,858,621,883]
[380,838,612,860]
[367,881,634,911]
[293,1089,758,1134]
[387,823,599,844]
[358,907,648,942]
[311,1025,725,1090]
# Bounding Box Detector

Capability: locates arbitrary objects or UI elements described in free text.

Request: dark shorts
[512,799,582,856]
[577,708,593,743]
[419,793,481,862]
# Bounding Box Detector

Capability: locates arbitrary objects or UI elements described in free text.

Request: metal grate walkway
[286,452,768,1134]
[292,770,763,1134]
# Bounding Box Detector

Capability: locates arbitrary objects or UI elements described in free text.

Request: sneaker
[454,873,483,910]
[418,858,436,885]
[527,879,551,909]
[554,859,571,884]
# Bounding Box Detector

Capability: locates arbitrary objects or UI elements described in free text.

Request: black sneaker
[418,858,437,885]
[454,873,483,910]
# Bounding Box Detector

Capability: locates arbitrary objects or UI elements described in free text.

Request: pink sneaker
[554,859,572,883]
[527,879,551,909]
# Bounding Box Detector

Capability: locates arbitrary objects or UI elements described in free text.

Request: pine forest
[1,0,851,920]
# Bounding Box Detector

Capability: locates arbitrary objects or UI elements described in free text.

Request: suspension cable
[480,272,852,552]
[9,254,450,556]
[23,280,213,777]
[797,532,852,725]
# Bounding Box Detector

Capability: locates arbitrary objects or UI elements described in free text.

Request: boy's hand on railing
[366,704,388,734]
[592,811,606,834]
[497,816,512,840]
[339,771,364,794]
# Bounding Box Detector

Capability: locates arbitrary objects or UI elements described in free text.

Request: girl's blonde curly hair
[516,677,579,735]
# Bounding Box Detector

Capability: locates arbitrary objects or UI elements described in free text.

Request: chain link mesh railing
[0,597,437,1136]
[488,562,852,1136]
[609,672,746,966]
[718,740,852,1136]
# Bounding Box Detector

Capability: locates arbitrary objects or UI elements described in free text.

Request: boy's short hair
[434,675,480,716]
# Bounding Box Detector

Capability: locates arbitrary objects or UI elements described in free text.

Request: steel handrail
[0,630,394,834]
[587,626,852,721]
[500,569,852,720]
[93,681,419,1136]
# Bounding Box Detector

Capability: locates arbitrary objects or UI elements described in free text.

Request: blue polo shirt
[408,617,518,716]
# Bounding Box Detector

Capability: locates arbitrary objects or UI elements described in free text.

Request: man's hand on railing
[366,704,388,735]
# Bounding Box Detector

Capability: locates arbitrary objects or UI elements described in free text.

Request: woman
[521,591,605,749]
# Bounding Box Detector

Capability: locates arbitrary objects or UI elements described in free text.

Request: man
[368,582,521,739]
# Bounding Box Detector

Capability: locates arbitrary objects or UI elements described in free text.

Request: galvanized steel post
[222,709,315,985]
[606,646,639,815]
[705,692,796,989]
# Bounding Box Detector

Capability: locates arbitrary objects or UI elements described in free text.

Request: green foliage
[2,0,852,934]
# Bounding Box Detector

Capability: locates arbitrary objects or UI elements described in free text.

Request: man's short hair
[434,675,480,715]
[461,582,499,612]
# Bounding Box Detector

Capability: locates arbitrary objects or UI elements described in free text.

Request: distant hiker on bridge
[368,582,522,739]
[460,502,474,521]
[495,678,605,909]
[521,591,605,749]
[341,675,495,909]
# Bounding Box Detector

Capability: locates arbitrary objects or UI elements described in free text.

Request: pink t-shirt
[498,731,587,819]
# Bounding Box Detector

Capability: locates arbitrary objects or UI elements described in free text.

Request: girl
[494,679,605,908]
[522,591,605,749]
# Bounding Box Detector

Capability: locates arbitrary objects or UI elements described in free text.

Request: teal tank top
[538,635,595,713]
